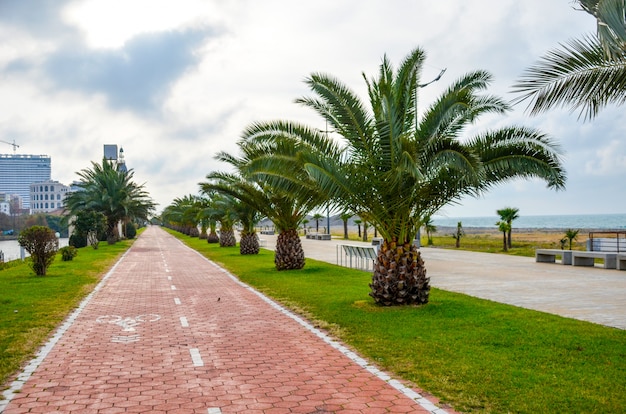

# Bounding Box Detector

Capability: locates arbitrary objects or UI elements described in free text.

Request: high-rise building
[0,154,51,208]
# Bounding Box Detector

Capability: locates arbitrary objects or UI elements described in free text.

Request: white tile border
[195,250,450,414]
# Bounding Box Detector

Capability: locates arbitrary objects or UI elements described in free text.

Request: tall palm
[201,142,325,269]
[497,207,520,248]
[65,159,155,243]
[246,47,566,305]
[512,0,626,120]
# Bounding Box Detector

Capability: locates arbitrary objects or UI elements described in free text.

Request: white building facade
[30,180,70,213]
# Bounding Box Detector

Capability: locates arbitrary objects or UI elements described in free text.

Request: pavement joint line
[189,348,204,367]
[192,250,451,414]
[180,316,189,327]
[0,248,133,412]
[174,298,182,305]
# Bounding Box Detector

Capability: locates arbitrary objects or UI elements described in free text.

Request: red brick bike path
[2,226,450,414]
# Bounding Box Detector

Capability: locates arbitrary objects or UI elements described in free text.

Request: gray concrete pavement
[260,234,626,330]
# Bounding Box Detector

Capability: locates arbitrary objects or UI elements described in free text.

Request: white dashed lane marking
[180,316,189,327]
[190,348,204,367]
[174,298,181,305]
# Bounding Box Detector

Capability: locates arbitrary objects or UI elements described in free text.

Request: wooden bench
[617,254,626,271]
[306,233,331,240]
[535,249,573,265]
[571,251,617,269]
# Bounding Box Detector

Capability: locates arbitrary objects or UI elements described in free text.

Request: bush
[125,222,137,239]
[17,226,58,276]
[59,246,78,261]
[69,233,87,248]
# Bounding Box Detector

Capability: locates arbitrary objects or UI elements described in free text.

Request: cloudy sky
[0,0,624,219]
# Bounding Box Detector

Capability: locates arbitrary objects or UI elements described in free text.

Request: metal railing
[588,231,626,253]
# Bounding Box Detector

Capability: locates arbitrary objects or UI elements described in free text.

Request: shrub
[59,246,78,261]
[69,233,87,248]
[17,226,59,276]
[125,222,137,239]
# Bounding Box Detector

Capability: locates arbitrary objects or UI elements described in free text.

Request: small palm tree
[422,215,437,245]
[512,0,626,120]
[312,213,323,233]
[497,220,511,252]
[354,219,362,238]
[340,211,353,239]
[564,228,580,249]
[497,207,520,248]
[201,141,325,270]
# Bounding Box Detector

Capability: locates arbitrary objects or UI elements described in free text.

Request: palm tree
[564,228,580,249]
[422,215,437,245]
[65,159,155,244]
[200,141,325,269]
[354,219,362,238]
[497,220,511,252]
[312,213,324,233]
[245,47,566,305]
[340,211,353,239]
[211,194,238,247]
[497,207,520,248]
[512,0,626,120]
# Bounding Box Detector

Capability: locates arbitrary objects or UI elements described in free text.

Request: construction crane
[0,139,19,153]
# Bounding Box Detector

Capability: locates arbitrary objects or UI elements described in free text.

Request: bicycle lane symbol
[96,314,161,343]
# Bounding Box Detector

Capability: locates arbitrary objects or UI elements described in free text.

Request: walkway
[1,227,451,414]
[260,234,626,330]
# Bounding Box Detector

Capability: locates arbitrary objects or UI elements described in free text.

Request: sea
[431,213,626,230]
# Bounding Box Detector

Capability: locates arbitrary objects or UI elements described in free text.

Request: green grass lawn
[0,239,134,392]
[174,231,626,414]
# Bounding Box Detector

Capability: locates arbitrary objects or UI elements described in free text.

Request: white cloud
[0,0,623,217]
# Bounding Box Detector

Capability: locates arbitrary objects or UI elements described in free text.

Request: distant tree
[564,228,580,249]
[451,221,464,248]
[312,213,323,233]
[423,215,437,245]
[354,219,362,238]
[18,226,58,276]
[497,220,511,252]
[497,207,520,248]
[362,221,369,242]
[302,219,309,235]
[64,159,155,244]
[340,212,353,239]
[69,210,107,249]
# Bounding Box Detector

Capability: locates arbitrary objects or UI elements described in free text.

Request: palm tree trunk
[343,219,348,239]
[502,232,508,252]
[219,229,236,247]
[370,239,430,305]
[275,228,305,270]
[240,231,260,255]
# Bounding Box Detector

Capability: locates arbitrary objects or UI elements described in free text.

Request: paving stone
[2,227,450,414]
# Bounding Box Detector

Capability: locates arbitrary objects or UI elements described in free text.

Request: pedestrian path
[1,227,452,414]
